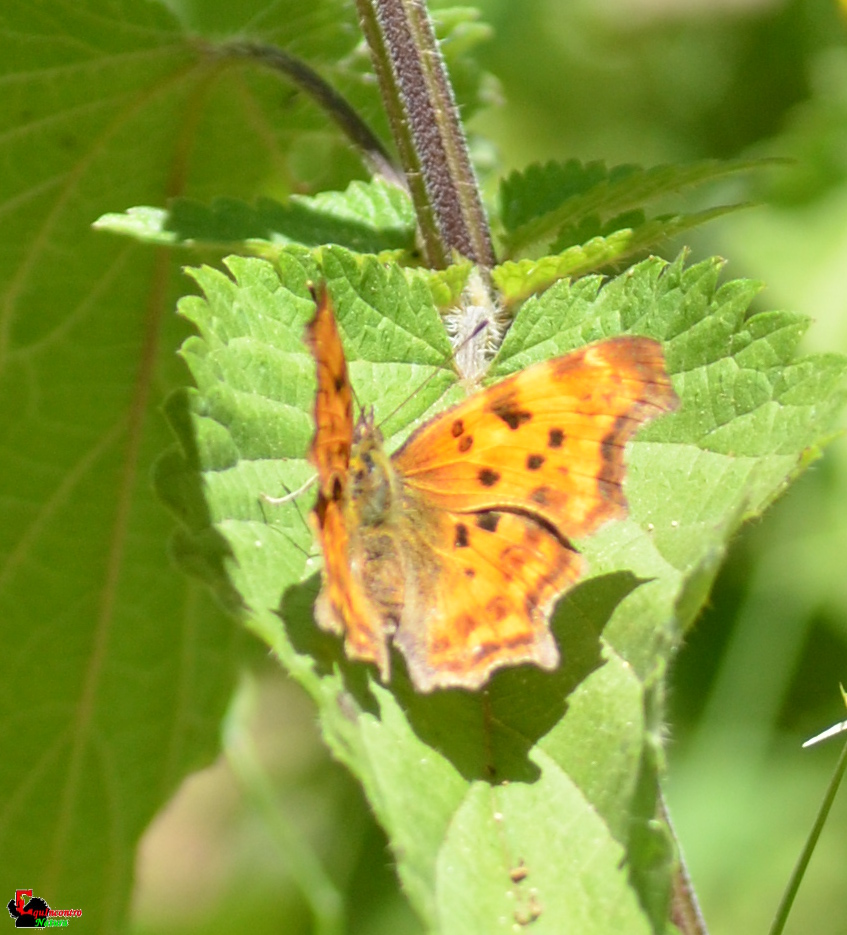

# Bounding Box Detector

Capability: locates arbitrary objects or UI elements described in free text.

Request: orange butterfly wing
[306,286,391,678]
[392,338,678,539]
[387,340,678,690]
[305,286,679,692]
[393,508,584,691]
[307,284,354,488]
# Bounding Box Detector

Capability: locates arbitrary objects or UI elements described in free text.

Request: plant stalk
[216,40,405,187]
[768,737,847,935]
[660,793,710,935]
[353,0,496,270]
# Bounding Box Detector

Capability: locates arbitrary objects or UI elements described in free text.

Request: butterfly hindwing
[394,508,583,691]
[311,493,391,677]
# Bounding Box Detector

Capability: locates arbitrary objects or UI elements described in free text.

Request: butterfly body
[306,286,678,692]
[314,414,447,682]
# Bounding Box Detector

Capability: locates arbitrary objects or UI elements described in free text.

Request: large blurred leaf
[164,244,846,932]
[0,0,441,926]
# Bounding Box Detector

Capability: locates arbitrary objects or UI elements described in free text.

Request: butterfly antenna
[260,474,316,507]
[375,318,489,433]
[259,475,316,544]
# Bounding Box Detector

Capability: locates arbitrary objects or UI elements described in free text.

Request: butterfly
[305,284,679,692]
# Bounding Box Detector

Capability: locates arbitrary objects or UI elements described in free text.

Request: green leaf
[501,160,634,232]
[0,0,406,926]
[94,178,418,255]
[493,208,752,306]
[165,244,846,932]
[493,231,636,304]
[499,158,774,257]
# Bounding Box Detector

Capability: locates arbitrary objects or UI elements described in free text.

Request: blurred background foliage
[131,1,847,933]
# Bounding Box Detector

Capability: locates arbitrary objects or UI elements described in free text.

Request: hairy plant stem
[353,0,496,270]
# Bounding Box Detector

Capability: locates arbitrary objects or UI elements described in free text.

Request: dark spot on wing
[531,486,550,506]
[488,390,532,431]
[475,512,500,533]
[334,375,346,392]
[478,468,500,487]
[486,595,510,622]
[454,523,469,548]
[551,355,577,379]
[548,428,564,448]
[526,454,545,471]
[451,419,464,438]
[464,567,476,579]
[522,521,542,547]
[457,434,473,453]
[499,544,527,581]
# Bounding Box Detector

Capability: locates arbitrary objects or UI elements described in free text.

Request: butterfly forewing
[306,285,354,490]
[392,337,679,541]
[307,284,392,678]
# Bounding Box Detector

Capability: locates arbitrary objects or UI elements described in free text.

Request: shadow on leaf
[154,390,244,615]
[281,569,643,783]
[165,196,415,254]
